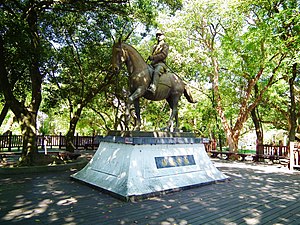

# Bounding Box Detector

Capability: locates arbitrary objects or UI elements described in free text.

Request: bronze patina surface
[111,40,196,132]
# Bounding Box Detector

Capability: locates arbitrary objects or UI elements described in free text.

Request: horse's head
[111,40,125,74]
[112,38,148,77]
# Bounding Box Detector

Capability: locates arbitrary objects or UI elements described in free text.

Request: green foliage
[1,0,299,148]
[153,0,299,148]
[1,3,44,104]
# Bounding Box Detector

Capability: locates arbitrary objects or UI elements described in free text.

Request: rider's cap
[156,30,164,36]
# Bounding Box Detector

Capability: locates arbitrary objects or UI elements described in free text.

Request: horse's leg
[166,98,173,131]
[133,99,141,131]
[128,87,146,104]
[173,104,179,132]
[125,100,131,131]
[166,95,178,132]
[127,87,146,131]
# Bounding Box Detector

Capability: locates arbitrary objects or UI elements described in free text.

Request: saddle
[148,63,168,79]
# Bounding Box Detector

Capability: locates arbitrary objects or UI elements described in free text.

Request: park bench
[277,148,300,169]
[0,152,21,166]
[255,154,277,162]
[0,151,81,166]
[209,150,254,161]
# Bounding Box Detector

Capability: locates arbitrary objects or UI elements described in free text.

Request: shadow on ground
[0,161,300,225]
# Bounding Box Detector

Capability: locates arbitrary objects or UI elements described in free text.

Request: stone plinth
[107,130,196,137]
[71,131,228,201]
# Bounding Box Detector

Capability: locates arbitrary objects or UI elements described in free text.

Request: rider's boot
[148,84,156,94]
[148,71,159,94]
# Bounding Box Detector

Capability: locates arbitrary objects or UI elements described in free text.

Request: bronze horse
[111,40,196,131]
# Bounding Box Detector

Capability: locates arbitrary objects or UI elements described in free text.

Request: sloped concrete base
[71,141,228,200]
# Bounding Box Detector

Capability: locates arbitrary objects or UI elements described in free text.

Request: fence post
[76,133,79,150]
[92,133,95,150]
[44,136,48,155]
[290,142,294,171]
[41,134,44,151]
[8,131,12,152]
[59,132,62,149]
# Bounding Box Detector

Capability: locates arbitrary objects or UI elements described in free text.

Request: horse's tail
[184,86,197,103]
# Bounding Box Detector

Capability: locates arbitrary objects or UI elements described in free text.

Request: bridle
[112,42,124,71]
[112,43,134,74]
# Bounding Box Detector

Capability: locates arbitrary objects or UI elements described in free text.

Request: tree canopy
[0,0,182,164]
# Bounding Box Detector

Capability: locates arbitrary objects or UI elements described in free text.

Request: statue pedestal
[71,131,228,201]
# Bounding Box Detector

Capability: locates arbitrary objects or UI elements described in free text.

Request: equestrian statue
[111,31,196,132]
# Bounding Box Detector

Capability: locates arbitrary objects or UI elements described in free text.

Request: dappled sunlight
[242,209,262,225]
[131,159,138,167]
[179,204,189,210]
[13,195,32,208]
[214,160,295,175]
[218,218,238,225]
[148,196,166,202]
[51,190,64,196]
[149,211,160,220]
[1,159,300,224]
[3,198,52,221]
[57,197,77,206]
[0,173,84,224]
[162,204,173,209]
[192,197,202,203]
[63,215,76,224]
[161,217,188,225]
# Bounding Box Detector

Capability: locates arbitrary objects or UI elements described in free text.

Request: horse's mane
[121,43,147,65]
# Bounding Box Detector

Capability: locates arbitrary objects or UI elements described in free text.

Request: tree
[159,0,297,152]
[43,12,115,151]
[42,0,183,150]
[0,1,46,165]
[248,0,300,145]
[0,0,134,164]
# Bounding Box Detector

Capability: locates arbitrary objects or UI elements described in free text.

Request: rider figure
[148,30,169,94]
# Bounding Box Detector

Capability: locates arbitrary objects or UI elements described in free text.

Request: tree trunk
[0,4,42,165]
[211,55,240,152]
[66,108,83,152]
[251,83,264,155]
[19,5,42,164]
[19,111,39,165]
[288,63,297,142]
[226,132,238,152]
[251,108,263,144]
[251,107,264,155]
[0,103,9,128]
[65,121,77,152]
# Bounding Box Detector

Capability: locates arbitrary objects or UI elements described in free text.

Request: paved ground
[0,158,300,225]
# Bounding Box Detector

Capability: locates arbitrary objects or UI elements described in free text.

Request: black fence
[0,132,100,151]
